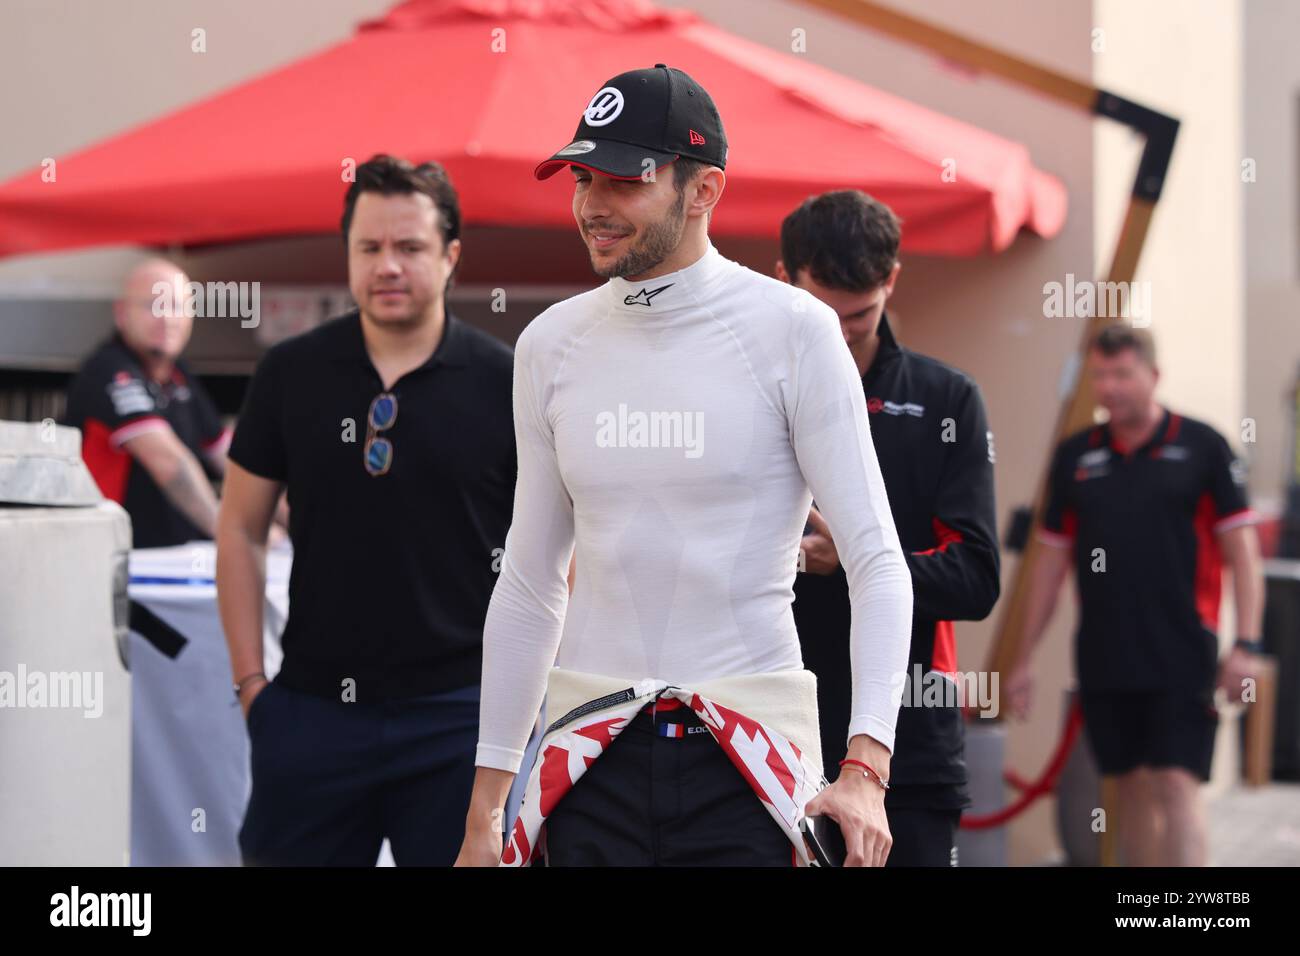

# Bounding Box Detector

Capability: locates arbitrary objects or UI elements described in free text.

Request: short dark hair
[341,153,461,251]
[780,190,901,291]
[671,156,710,194]
[670,157,717,224]
[1090,323,1157,367]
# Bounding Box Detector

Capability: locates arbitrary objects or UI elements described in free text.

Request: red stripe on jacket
[913,517,962,676]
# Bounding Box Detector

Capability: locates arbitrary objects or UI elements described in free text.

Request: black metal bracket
[1092,90,1180,203]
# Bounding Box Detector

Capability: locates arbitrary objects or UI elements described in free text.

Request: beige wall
[1094,0,1244,439]
[1243,0,1300,511]
[0,0,392,291]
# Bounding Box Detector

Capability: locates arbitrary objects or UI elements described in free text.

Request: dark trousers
[543,702,796,866]
[885,804,961,867]
[239,679,479,866]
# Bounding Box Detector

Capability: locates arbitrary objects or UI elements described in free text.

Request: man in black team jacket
[777,191,1000,866]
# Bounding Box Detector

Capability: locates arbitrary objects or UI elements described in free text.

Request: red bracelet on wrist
[839,758,889,790]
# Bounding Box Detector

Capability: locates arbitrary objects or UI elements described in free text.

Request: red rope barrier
[958,698,1084,830]
[1004,770,1031,791]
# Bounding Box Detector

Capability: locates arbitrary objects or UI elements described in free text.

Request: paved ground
[1207,782,1300,866]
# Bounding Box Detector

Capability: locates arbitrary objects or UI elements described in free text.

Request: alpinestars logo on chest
[624,283,674,307]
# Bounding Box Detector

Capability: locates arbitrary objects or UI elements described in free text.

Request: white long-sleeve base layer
[475,242,913,774]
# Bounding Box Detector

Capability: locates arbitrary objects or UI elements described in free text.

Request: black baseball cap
[534,64,728,181]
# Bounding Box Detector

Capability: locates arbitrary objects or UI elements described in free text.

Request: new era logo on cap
[535,64,728,180]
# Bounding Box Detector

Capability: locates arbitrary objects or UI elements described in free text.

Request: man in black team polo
[1009,324,1265,867]
[65,258,232,548]
[216,155,517,865]
[778,190,1001,867]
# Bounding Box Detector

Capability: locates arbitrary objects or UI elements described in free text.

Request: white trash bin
[0,420,132,865]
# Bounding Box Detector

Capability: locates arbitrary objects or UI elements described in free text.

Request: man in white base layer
[455,65,913,867]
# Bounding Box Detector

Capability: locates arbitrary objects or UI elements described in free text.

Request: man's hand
[799,506,840,576]
[1216,646,1260,703]
[217,461,281,732]
[454,769,515,866]
[454,823,504,867]
[1005,540,1070,721]
[239,676,268,721]
[804,769,891,867]
[1005,659,1034,720]
[804,733,892,866]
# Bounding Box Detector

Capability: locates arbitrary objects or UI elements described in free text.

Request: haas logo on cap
[584,87,625,127]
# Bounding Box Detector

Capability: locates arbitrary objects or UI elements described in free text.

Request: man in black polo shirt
[216,155,517,865]
[1009,324,1265,867]
[778,190,1001,866]
[65,258,230,548]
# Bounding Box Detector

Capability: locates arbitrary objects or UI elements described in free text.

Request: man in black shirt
[217,155,517,865]
[1010,324,1264,867]
[65,258,229,548]
[778,191,1001,866]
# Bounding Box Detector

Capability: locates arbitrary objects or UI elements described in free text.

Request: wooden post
[1244,656,1278,787]
[797,0,1097,109]
[989,197,1157,679]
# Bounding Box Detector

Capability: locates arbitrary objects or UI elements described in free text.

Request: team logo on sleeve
[1229,457,1247,486]
[107,376,154,416]
[866,397,925,417]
